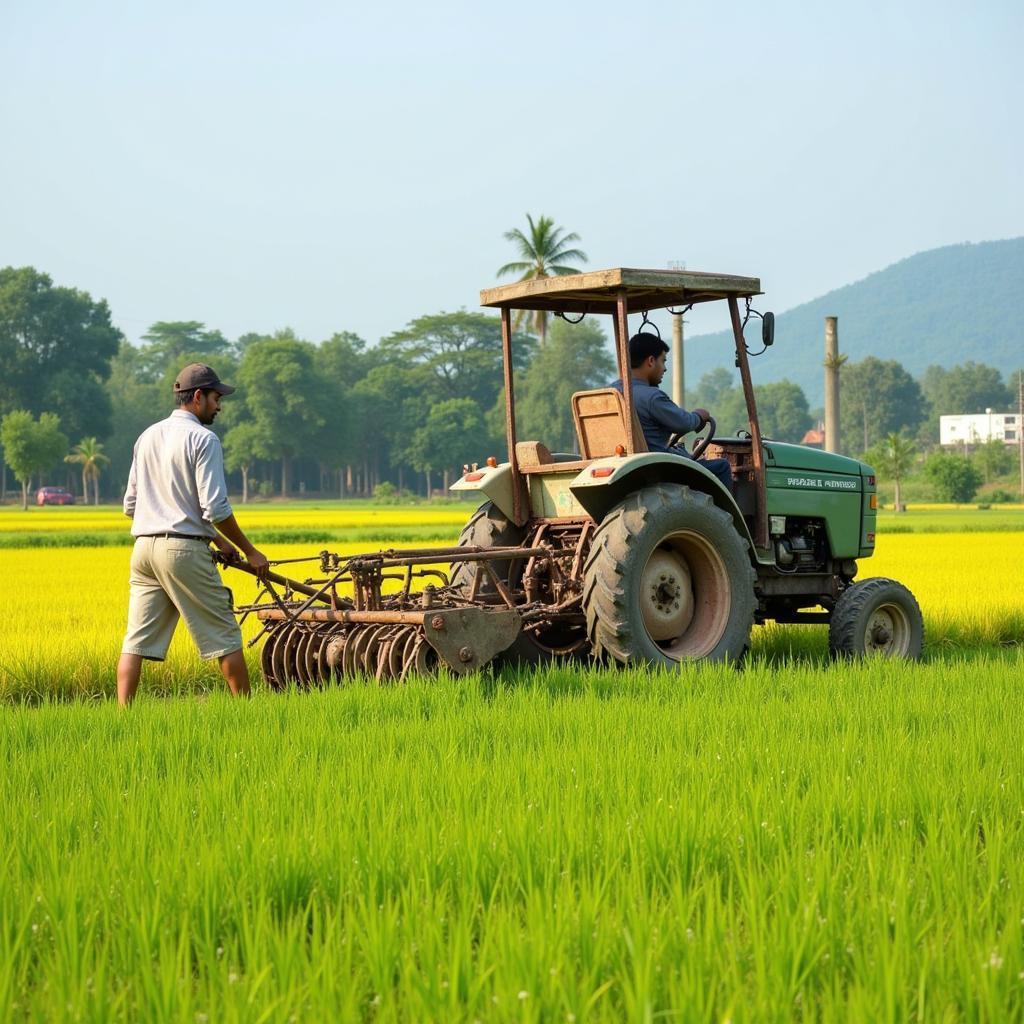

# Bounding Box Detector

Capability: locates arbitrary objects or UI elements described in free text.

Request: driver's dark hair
[629,332,669,368]
[175,387,217,407]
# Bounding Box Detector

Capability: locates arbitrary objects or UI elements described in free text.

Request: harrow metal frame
[223,528,592,687]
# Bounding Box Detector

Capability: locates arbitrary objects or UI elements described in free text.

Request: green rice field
[1,502,1022,1020]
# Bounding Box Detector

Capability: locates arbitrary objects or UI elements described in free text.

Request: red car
[36,487,76,506]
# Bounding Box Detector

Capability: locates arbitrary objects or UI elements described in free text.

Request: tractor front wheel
[828,578,924,658]
[583,483,756,667]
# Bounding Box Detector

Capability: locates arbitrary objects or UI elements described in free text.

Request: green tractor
[450,267,923,666]
[236,267,923,687]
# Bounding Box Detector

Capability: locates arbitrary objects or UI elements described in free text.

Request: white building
[940,410,1020,447]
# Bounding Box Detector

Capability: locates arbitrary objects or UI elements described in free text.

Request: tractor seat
[571,388,648,459]
[514,442,582,468]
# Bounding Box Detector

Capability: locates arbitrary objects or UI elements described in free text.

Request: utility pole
[671,312,685,406]
[667,260,686,406]
[1018,370,1023,497]
[823,316,843,453]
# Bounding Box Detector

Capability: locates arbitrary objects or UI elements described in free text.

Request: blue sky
[2,0,1021,346]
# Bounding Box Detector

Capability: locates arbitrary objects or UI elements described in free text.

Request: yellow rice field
[0,504,471,534]
[1,521,1021,700]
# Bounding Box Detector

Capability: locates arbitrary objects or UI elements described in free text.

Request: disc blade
[354,624,385,680]
[397,628,421,683]
[317,628,339,683]
[305,626,328,685]
[260,627,280,690]
[282,625,305,686]
[374,626,402,683]
[389,626,414,680]
[270,625,291,688]
[293,629,313,687]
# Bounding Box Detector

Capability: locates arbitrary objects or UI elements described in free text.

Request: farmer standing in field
[116,363,269,705]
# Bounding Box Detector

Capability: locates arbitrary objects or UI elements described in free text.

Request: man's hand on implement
[212,538,268,580]
[211,514,270,581]
[246,547,270,580]
[213,535,242,565]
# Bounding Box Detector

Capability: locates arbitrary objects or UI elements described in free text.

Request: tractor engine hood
[764,441,863,476]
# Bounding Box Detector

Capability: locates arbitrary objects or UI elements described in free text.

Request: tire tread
[583,482,756,665]
[828,576,924,658]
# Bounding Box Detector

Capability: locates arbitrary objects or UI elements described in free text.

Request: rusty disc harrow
[260,621,439,689]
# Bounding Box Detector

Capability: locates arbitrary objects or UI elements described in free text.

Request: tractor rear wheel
[583,483,756,667]
[829,577,923,658]
[450,501,526,597]
[450,502,579,664]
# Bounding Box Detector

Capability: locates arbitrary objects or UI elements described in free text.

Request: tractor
[230,267,924,686]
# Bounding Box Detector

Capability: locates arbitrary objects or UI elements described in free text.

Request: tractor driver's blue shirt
[610,378,704,454]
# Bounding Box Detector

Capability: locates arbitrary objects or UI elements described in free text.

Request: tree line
[1,263,1020,507]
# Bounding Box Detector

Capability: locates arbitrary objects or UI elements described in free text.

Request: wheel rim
[640,531,731,659]
[863,602,912,656]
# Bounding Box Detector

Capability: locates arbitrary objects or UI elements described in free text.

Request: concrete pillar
[824,316,841,453]
[671,312,685,407]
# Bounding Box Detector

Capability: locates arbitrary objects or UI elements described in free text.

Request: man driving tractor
[612,332,733,490]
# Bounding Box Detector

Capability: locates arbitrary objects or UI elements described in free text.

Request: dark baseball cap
[173,363,236,396]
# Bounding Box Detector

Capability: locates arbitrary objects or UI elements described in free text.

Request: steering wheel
[668,416,716,460]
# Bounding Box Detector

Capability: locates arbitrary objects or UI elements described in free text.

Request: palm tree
[864,432,917,513]
[65,437,110,505]
[498,214,587,344]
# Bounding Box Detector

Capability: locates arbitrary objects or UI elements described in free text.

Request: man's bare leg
[117,653,144,706]
[219,649,251,697]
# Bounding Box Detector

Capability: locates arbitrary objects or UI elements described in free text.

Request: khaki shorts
[122,536,242,661]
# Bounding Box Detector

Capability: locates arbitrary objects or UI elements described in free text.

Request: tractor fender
[569,453,757,557]
[451,463,516,522]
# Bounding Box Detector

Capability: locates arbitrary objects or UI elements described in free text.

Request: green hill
[689,237,1024,407]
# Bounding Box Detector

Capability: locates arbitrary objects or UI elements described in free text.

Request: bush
[988,489,1015,504]
[372,482,417,505]
[257,481,274,499]
[922,452,983,503]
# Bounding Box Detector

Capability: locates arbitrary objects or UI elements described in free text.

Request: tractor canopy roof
[480,267,761,315]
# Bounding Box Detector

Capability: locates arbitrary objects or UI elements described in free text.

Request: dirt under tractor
[228,267,924,686]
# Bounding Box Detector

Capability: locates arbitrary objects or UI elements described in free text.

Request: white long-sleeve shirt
[123,410,233,538]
